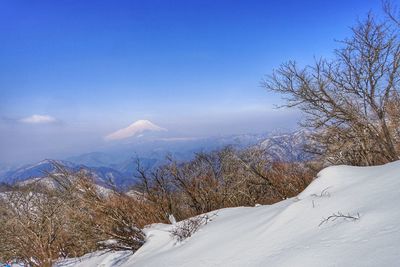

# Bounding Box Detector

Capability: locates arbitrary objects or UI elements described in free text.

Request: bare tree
[263,12,400,165]
[0,184,76,267]
[0,167,148,266]
[51,170,148,252]
[135,146,315,222]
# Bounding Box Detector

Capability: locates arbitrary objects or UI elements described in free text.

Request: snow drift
[57,161,400,267]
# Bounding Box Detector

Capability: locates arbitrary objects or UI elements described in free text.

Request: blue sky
[0,0,383,163]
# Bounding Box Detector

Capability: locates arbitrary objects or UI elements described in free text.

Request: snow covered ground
[57,161,400,267]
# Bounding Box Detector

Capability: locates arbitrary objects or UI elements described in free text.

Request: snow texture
[57,161,400,266]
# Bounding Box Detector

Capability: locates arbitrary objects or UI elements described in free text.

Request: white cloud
[20,114,56,124]
[105,119,167,141]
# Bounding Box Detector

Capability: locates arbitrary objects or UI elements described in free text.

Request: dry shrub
[0,170,149,266]
[170,213,217,242]
[0,185,79,267]
[136,146,317,222]
[0,146,316,265]
[52,172,149,252]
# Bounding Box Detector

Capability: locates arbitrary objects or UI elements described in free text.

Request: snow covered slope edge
[58,161,400,267]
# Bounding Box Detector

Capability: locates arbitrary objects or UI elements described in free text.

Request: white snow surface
[57,161,400,266]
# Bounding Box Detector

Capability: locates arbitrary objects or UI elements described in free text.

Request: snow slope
[57,161,400,267]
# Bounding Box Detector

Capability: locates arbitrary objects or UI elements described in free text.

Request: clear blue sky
[0,0,384,163]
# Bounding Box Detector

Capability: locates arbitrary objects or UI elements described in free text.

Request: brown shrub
[0,147,317,265]
[136,146,317,221]
[0,171,148,266]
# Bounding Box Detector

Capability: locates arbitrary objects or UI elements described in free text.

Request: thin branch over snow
[311,187,331,198]
[319,212,361,226]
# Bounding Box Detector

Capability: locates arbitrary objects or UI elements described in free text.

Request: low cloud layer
[20,114,56,124]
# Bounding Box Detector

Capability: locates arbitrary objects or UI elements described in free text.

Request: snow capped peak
[134,119,156,125]
[105,120,167,141]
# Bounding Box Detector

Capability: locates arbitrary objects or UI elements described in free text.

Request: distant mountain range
[0,159,135,188]
[0,130,311,189]
[259,130,313,162]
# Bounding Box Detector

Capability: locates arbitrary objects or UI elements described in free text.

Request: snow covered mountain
[259,130,313,162]
[65,132,273,172]
[57,160,400,267]
[105,120,167,141]
[1,159,136,188]
[1,130,311,188]
[67,131,305,170]
[1,159,75,184]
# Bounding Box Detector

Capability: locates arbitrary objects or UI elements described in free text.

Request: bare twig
[319,211,360,226]
[311,186,332,198]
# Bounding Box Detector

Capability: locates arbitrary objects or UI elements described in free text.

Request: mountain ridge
[1,130,310,188]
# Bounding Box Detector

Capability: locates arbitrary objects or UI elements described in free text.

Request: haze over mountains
[0,126,310,189]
